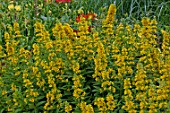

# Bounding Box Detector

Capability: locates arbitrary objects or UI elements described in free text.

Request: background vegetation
[0,0,170,113]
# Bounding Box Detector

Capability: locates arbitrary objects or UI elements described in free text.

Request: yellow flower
[32,43,40,55]
[48,10,52,14]
[14,102,18,106]
[33,92,39,97]
[8,4,14,10]
[73,79,82,88]
[15,5,21,11]
[79,102,87,111]
[150,19,157,25]
[139,110,145,113]
[24,79,32,87]
[94,97,107,112]
[29,98,35,103]
[6,45,15,55]
[7,107,12,111]
[141,17,150,26]
[78,7,84,14]
[24,98,27,104]
[129,109,137,113]
[14,22,19,31]
[2,90,7,96]
[11,84,17,91]
[106,94,116,111]
[85,104,94,113]
[56,94,62,100]
[65,104,72,113]
[44,102,49,110]
[0,45,2,53]
[32,66,39,74]
[140,101,146,109]
[73,88,85,99]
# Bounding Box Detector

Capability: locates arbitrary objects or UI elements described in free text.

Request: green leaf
[82,71,94,75]
[94,92,100,97]
[168,100,170,109]
[36,101,46,107]
[119,109,125,113]
[15,109,23,113]
[0,108,5,113]
[92,86,100,91]
[36,96,45,100]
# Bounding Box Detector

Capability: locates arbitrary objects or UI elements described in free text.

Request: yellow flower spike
[108,4,116,16]
[102,4,116,35]
[106,4,116,23]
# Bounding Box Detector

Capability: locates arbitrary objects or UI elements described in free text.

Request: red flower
[56,0,71,3]
[76,13,97,22]
[86,14,96,21]
[73,29,78,34]
[76,14,87,22]
[88,26,94,32]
